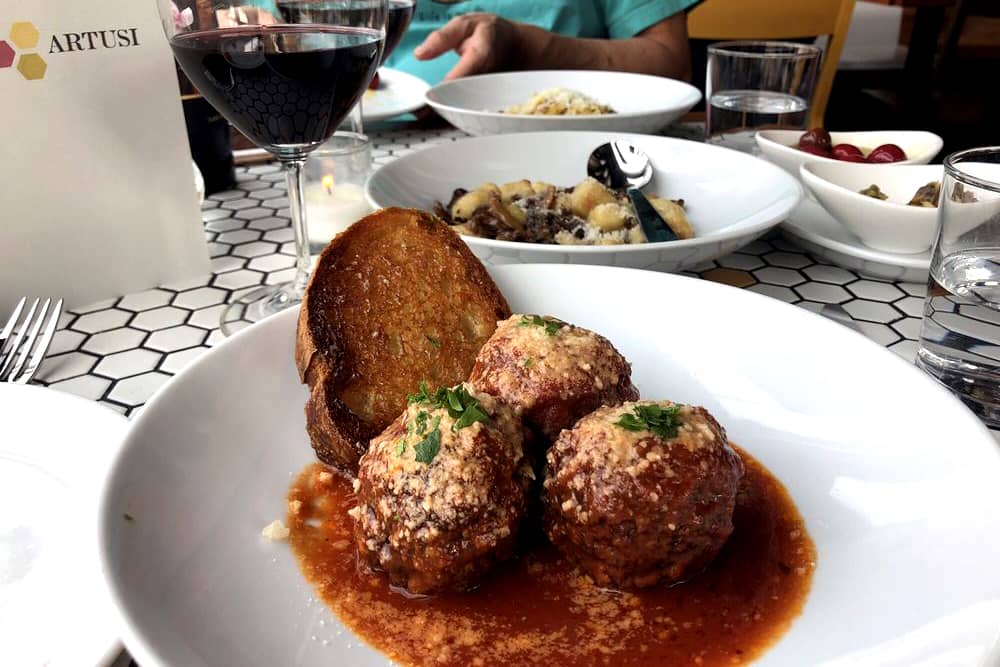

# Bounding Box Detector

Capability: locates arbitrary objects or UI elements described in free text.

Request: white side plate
[1,384,128,666]
[782,197,931,282]
[363,68,430,123]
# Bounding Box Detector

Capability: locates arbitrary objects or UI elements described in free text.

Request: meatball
[543,401,744,589]
[350,383,533,595]
[469,314,639,443]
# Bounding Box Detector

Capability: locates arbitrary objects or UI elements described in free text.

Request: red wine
[383,1,415,63]
[171,26,381,150]
[277,1,414,64]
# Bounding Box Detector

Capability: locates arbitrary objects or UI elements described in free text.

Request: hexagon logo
[9,22,39,49]
[0,40,13,68]
[17,53,46,80]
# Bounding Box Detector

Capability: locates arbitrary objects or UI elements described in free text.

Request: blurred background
[823,0,1000,157]
[180,0,1000,194]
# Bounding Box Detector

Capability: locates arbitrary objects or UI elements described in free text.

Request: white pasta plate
[425,70,701,136]
[366,131,802,273]
[100,264,1000,666]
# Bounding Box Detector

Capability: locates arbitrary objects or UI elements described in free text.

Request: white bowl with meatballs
[100,264,1000,667]
[366,131,803,273]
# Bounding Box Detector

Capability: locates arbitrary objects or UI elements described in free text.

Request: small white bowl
[800,162,943,253]
[425,70,701,136]
[756,130,943,178]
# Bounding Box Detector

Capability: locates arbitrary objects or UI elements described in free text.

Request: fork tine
[9,298,49,383]
[0,297,27,356]
[15,299,62,385]
[0,298,39,381]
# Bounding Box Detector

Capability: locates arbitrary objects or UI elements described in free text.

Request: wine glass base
[219,282,303,337]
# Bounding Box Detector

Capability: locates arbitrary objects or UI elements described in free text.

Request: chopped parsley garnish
[394,438,406,456]
[453,399,489,431]
[414,427,441,464]
[408,380,434,405]
[523,357,533,368]
[414,410,429,435]
[406,381,490,432]
[439,385,489,431]
[445,389,463,412]
[403,410,431,444]
[517,314,563,336]
[426,335,441,349]
[615,404,682,439]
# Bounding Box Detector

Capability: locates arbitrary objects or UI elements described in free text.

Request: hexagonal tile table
[31,125,928,418]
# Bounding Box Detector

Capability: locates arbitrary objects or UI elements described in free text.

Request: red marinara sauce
[286,446,815,666]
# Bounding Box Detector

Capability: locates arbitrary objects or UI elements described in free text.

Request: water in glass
[707,90,808,152]
[918,251,1000,422]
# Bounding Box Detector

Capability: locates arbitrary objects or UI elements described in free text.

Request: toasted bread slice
[295,207,511,473]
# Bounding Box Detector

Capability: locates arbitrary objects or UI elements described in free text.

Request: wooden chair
[688,0,857,128]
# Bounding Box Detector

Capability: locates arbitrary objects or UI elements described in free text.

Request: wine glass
[381,0,416,64]
[159,0,387,334]
[327,0,416,137]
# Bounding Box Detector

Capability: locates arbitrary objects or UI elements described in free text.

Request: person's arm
[413,12,691,82]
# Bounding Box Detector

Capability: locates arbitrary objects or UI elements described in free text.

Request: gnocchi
[451,183,500,221]
[568,177,617,218]
[587,202,631,232]
[435,177,693,247]
[648,195,694,240]
[500,179,534,202]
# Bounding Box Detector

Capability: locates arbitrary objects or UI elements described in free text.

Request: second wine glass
[329,0,416,137]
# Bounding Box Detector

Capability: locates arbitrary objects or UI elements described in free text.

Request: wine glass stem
[349,101,365,136]
[281,156,312,297]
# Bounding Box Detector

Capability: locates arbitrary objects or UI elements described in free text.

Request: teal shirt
[386,0,698,84]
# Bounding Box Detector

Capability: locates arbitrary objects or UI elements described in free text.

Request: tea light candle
[305,175,373,246]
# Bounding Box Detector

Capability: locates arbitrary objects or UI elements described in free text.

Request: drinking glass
[706,41,821,153]
[159,0,387,334]
[917,147,1000,426]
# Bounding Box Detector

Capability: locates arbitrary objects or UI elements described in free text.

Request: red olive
[799,144,832,158]
[799,128,832,152]
[831,144,865,161]
[867,144,907,163]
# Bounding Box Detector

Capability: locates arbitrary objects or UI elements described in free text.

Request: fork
[0,297,64,384]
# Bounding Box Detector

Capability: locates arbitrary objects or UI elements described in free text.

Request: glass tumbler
[916,147,1000,426]
[706,41,821,153]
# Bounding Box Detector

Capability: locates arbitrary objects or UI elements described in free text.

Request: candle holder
[304,131,374,255]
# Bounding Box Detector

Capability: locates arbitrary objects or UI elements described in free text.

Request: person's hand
[413,13,520,81]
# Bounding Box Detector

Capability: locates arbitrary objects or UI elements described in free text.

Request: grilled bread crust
[295,207,511,474]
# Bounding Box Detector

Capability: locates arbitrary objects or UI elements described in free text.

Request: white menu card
[0,0,210,316]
